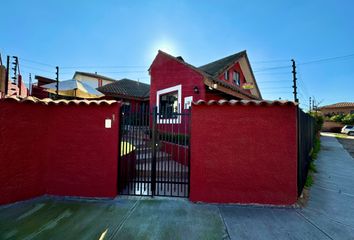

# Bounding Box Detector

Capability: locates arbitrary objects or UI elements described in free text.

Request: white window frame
[233,71,240,86]
[224,71,229,80]
[156,84,182,124]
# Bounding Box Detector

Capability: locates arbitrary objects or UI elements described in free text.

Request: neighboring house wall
[6,76,28,98]
[31,76,55,99]
[0,98,119,205]
[322,121,345,133]
[190,103,298,205]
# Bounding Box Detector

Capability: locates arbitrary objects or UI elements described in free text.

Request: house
[319,102,354,116]
[97,78,150,112]
[31,75,56,99]
[149,50,262,121]
[73,71,116,88]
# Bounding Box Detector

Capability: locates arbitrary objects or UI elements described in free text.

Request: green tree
[330,114,344,122]
[342,114,354,125]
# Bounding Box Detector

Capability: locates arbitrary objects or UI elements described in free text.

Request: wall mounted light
[194,86,199,94]
[213,83,218,89]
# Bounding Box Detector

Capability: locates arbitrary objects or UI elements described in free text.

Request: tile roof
[74,71,117,82]
[320,102,354,109]
[193,99,297,106]
[97,78,150,99]
[0,96,117,105]
[198,50,246,76]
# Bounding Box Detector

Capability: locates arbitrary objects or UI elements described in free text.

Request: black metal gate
[118,106,191,198]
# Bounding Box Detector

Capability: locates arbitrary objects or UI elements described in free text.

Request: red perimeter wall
[0,100,119,205]
[190,103,298,205]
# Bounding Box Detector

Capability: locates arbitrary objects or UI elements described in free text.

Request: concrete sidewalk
[219,135,354,239]
[1,135,354,239]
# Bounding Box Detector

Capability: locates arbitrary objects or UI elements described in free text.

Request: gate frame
[118,105,191,198]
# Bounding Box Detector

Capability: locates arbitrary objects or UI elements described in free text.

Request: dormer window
[224,71,229,80]
[233,71,240,86]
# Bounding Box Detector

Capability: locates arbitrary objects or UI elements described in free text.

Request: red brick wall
[190,103,298,205]
[0,100,119,205]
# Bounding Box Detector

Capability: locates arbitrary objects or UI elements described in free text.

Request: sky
[1,0,354,109]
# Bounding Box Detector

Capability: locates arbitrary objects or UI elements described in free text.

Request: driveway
[1,135,354,239]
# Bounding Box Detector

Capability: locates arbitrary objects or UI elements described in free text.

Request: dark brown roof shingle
[198,50,246,76]
[97,78,150,99]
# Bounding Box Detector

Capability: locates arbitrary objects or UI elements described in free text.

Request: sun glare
[148,39,178,61]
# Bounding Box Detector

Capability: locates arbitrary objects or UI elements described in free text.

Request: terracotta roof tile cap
[1,96,118,105]
[192,99,297,106]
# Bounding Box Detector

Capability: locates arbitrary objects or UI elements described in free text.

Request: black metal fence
[297,107,315,195]
[118,106,191,198]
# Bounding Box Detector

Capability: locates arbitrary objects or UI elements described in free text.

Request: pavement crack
[109,198,141,239]
[217,206,231,240]
[295,210,334,240]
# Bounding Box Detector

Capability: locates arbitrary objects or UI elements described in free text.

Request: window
[233,71,240,85]
[159,91,178,119]
[224,71,229,80]
[156,84,182,124]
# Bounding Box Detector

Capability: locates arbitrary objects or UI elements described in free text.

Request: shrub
[309,162,317,173]
[305,174,314,187]
[330,114,344,123]
[342,114,354,125]
[311,137,321,160]
[310,112,324,134]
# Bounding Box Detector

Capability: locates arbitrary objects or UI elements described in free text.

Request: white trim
[156,84,182,124]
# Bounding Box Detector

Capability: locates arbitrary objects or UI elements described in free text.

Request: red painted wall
[0,102,46,204]
[190,104,298,205]
[0,100,119,205]
[161,141,189,166]
[150,52,206,109]
[150,52,203,134]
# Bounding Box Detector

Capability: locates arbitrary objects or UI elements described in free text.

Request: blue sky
[1,0,353,109]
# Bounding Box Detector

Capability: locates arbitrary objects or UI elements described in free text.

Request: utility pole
[312,98,315,113]
[55,66,59,98]
[29,73,32,96]
[309,97,312,112]
[5,56,10,95]
[12,56,18,85]
[291,59,298,103]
